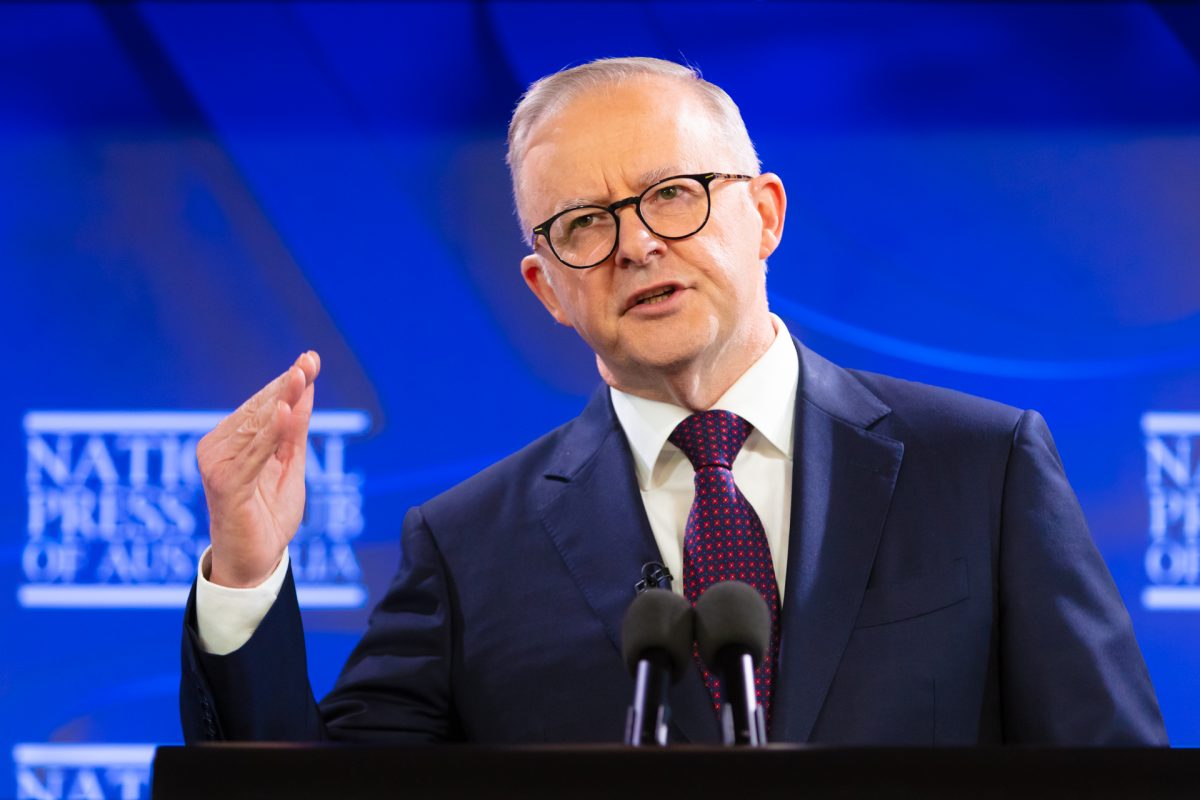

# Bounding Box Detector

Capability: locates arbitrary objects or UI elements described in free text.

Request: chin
[619,340,708,374]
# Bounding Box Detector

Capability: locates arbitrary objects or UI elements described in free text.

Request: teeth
[637,287,675,305]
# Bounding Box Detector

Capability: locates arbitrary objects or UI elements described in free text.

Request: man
[181,57,1167,745]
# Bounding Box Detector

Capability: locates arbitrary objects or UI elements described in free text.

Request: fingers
[210,351,319,439]
[272,351,321,415]
[269,354,312,412]
[243,350,317,418]
[297,350,321,384]
[223,383,291,471]
[277,355,319,463]
[198,351,323,487]
[213,366,294,441]
[228,398,292,486]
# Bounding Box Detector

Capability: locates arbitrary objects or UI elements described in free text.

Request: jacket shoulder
[846,368,1027,440]
[421,420,572,517]
[417,388,617,533]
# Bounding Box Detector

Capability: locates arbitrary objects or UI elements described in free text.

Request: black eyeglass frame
[530,171,754,269]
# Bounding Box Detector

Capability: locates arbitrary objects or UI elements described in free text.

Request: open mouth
[634,286,677,306]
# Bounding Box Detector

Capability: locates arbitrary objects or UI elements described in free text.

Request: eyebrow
[549,166,685,215]
[637,165,679,188]
[551,196,599,215]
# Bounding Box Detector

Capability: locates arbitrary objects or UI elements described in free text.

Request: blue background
[2,0,1198,790]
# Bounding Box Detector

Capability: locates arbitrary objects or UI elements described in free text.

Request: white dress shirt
[609,314,798,600]
[196,315,799,655]
[195,547,290,655]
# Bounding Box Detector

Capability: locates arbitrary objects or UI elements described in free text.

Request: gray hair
[506,57,761,236]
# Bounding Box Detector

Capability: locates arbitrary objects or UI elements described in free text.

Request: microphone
[620,588,694,746]
[694,580,771,746]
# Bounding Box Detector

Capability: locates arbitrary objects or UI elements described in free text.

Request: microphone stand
[624,565,680,746]
[626,648,673,746]
[716,649,767,746]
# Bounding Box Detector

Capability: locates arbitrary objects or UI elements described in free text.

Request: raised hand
[197,351,321,588]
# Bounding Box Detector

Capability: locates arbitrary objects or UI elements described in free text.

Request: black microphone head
[621,588,695,683]
[693,580,771,670]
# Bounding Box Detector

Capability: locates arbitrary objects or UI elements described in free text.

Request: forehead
[518,76,727,218]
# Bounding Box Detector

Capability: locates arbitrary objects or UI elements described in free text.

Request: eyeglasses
[531,172,753,269]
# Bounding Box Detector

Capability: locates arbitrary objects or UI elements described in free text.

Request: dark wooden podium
[152,744,1195,799]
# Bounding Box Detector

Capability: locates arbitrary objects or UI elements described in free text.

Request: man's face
[518,76,785,396]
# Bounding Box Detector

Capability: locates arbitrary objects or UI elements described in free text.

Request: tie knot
[668,410,751,470]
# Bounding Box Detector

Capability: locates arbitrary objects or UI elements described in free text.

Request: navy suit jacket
[181,340,1166,745]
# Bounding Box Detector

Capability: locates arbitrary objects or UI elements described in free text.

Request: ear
[521,254,573,328]
[751,172,787,260]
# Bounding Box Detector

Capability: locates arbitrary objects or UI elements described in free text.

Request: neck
[600,315,776,411]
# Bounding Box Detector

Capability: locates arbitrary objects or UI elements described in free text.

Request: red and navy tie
[669,410,781,726]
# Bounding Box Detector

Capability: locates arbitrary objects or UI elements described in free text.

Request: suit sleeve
[180,563,326,742]
[179,505,460,743]
[318,505,461,742]
[998,410,1167,744]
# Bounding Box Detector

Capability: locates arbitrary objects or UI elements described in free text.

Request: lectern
[153,744,1194,800]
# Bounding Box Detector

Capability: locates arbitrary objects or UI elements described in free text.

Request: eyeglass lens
[548,176,709,267]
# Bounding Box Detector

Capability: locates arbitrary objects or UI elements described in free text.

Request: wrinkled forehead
[515,77,730,227]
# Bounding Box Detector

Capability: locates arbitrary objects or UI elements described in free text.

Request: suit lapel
[771,342,905,743]
[533,386,718,744]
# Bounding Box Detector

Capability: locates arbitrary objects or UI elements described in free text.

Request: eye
[656,185,680,201]
[569,214,596,230]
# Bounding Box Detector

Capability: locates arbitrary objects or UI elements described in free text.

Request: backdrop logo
[13,744,153,800]
[1142,412,1200,610]
[20,411,370,609]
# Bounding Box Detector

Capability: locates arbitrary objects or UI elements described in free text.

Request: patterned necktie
[669,410,781,726]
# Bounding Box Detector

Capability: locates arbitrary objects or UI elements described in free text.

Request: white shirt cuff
[195,545,289,656]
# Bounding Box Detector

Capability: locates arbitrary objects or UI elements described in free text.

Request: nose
[613,204,665,269]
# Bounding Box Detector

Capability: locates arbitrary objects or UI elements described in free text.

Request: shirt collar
[610,314,799,489]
